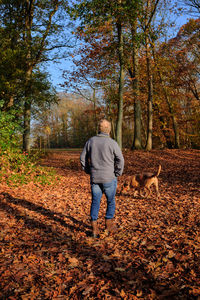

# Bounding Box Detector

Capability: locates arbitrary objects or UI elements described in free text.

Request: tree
[183,0,200,15]
[150,17,200,148]
[64,0,199,150]
[70,0,140,148]
[128,17,143,150]
[63,66,104,135]
[143,0,160,150]
[0,0,71,152]
[32,94,97,149]
[63,16,121,139]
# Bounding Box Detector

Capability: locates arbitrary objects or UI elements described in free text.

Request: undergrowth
[0,149,57,186]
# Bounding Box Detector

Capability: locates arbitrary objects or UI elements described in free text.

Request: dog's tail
[155,164,161,177]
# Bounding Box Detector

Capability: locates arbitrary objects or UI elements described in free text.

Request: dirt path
[0,149,200,299]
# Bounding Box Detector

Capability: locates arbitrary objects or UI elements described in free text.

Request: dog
[120,165,161,199]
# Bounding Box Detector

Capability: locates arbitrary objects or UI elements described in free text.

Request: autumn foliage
[0,150,200,299]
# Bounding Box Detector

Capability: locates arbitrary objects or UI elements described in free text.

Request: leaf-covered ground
[0,149,200,299]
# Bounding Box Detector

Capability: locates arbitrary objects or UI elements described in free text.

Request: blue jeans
[90,178,117,221]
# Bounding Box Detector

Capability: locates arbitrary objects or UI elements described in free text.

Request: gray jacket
[80,133,124,183]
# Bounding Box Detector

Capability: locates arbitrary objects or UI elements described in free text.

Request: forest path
[0,149,200,299]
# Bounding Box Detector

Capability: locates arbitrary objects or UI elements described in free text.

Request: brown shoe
[105,218,117,234]
[91,220,100,238]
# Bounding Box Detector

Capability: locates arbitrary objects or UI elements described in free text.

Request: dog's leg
[120,184,128,195]
[154,179,160,199]
[139,187,151,198]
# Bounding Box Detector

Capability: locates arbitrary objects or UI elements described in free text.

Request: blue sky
[46,60,71,92]
[46,8,191,93]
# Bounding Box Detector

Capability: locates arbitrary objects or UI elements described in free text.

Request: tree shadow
[1,192,90,233]
[0,192,195,299]
[0,192,157,298]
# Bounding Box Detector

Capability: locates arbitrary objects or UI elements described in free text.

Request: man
[80,119,124,238]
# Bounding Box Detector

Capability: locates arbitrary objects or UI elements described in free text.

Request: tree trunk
[23,100,31,152]
[133,100,142,149]
[115,21,125,149]
[22,1,34,152]
[130,20,142,150]
[145,34,153,151]
[152,47,180,148]
[23,63,33,152]
[93,88,98,134]
[159,115,173,148]
[23,52,33,152]
[22,0,59,151]
[159,73,180,148]
[171,109,180,148]
[111,119,116,140]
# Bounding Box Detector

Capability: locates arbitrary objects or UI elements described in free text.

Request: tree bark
[152,44,180,149]
[158,72,180,148]
[130,20,142,150]
[22,0,33,151]
[22,0,59,151]
[93,88,98,134]
[23,100,31,152]
[145,34,153,151]
[115,21,125,149]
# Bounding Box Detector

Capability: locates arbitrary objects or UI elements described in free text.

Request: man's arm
[114,143,124,177]
[80,141,91,174]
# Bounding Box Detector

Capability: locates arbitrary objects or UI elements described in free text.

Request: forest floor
[0,149,200,299]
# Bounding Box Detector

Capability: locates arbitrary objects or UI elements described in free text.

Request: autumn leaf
[68,257,79,267]
[0,149,199,299]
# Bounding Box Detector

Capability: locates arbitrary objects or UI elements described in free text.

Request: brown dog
[120,165,161,199]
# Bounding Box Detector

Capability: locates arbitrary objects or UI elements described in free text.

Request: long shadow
[1,192,90,232]
[0,193,195,299]
[0,194,157,299]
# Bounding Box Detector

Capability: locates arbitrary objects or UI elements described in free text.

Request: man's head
[99,119,111,134]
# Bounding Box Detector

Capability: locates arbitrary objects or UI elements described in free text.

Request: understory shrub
[0,109,21,150]
[0,149,57,185]
[0,109,57,185]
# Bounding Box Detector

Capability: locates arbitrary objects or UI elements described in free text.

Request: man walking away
[80,119,124,238]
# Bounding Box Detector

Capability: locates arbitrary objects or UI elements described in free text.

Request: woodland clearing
[0,149,200,299]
